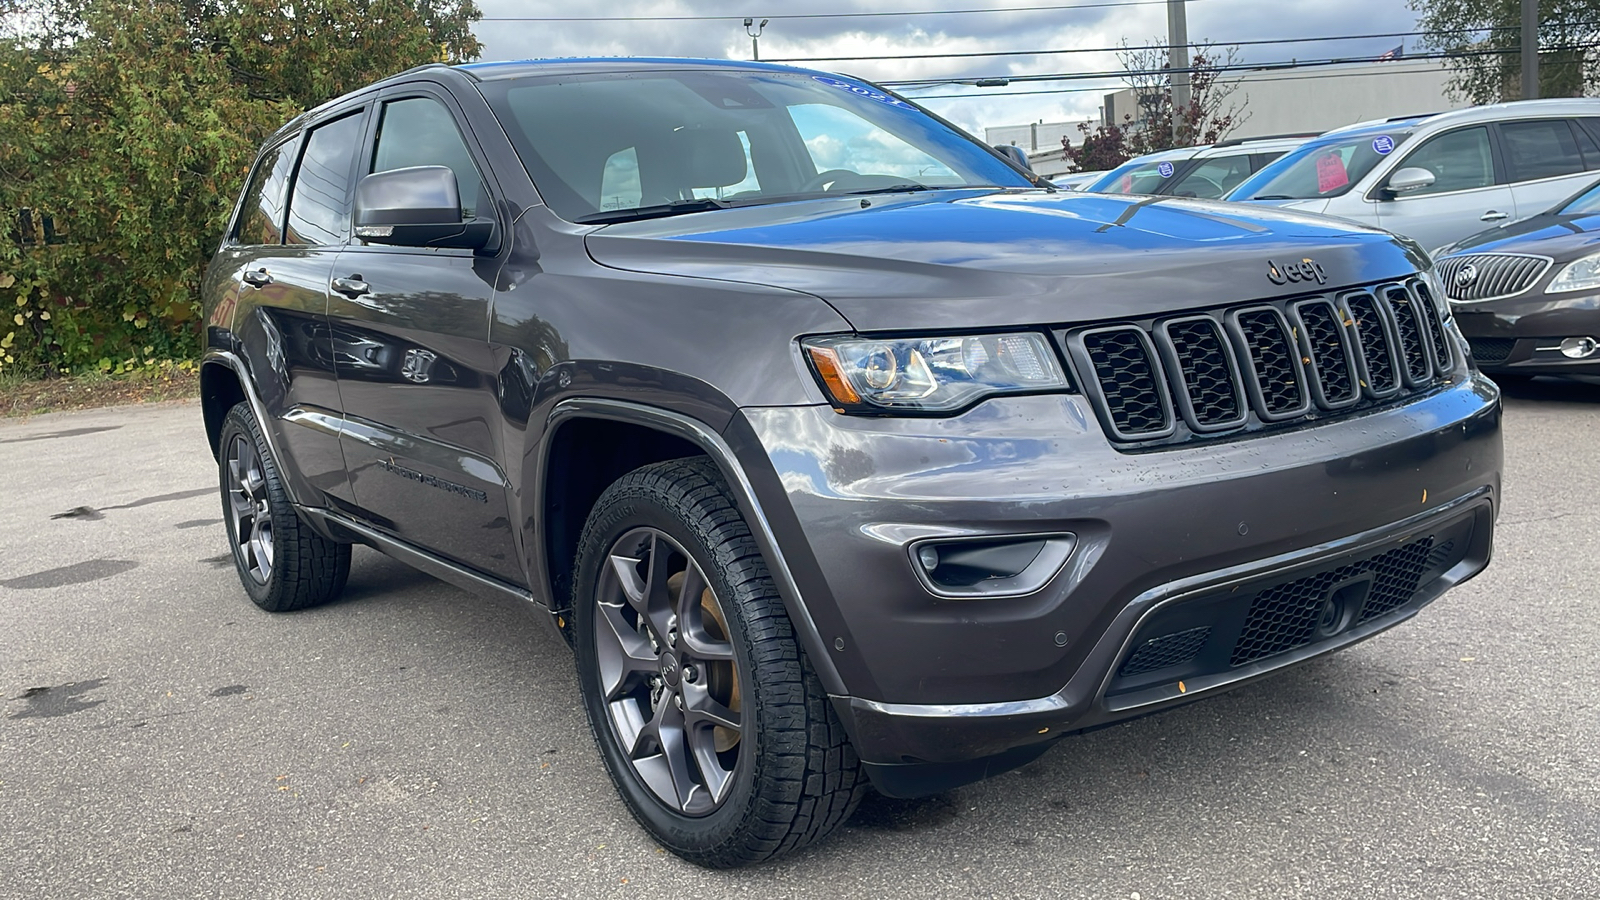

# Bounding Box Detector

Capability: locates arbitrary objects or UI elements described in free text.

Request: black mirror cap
[994,144,1033,172]
[353,166,495,251]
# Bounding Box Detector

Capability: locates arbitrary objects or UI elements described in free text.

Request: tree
[0,0,482,378]
[1411,0,1596,103]
[1061,41,1247,173]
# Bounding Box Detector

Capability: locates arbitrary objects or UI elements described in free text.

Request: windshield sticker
[1119,173,1134,192]
[811,76,916,109]
[1316,152,1349,193]
[1157,161,1175,178]
[1372,135,1396,155]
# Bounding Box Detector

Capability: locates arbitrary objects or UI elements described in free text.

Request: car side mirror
[353,165,495,251]
[1384,166,1436,198]
[994,144,1033,172]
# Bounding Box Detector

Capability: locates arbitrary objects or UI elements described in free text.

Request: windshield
[1230,131,1412,201]
[1086,157,1187,195]
[476,70,1033,222]
[1560,178,1600,214]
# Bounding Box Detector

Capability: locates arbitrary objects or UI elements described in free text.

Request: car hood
[584,189,1425,332]
[1442,211,1600,263]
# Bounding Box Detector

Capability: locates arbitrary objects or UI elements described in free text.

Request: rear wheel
[572,457,864,867]
[218,402,350,612]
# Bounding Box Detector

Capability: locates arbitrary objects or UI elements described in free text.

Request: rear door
[218,131,353,506]
[1497,118,1600,217]
[328,83,521,582]
[1371,125,1515,251]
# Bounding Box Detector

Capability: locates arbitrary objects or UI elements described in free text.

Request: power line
[881,42,1600,87]
[765,27,1523,63]
[898,43,1600,99]
[476,0,1222,23]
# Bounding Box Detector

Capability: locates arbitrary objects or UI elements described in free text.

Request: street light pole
[1521,0,1539,100]
[1167,0,1191,144]
[744,17,768,61]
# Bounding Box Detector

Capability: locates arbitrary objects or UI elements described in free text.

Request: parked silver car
[1229,99,1600,253]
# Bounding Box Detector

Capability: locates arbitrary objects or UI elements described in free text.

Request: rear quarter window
[235,141,296,246]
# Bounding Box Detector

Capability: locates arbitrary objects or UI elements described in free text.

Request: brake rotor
[668,569,742,752]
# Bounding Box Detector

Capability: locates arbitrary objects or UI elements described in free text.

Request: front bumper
[1454,291,1600,375]
[732,373,1502,787]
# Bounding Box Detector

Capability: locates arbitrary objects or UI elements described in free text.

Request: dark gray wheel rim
[226,433,273,585]
[595,527,743,816]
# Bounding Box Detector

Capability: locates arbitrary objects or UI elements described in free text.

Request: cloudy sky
[470,0,1424,135]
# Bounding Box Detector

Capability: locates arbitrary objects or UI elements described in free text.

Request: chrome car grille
[1063,278,1455,448]
[1435,253,1551,302]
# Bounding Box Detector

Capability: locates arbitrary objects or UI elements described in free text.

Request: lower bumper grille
[1106,516,1478,701]
[1468,337,1517,364]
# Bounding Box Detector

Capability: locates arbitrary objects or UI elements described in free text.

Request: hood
[1442,211,1600,263]
[585,189,1422,332]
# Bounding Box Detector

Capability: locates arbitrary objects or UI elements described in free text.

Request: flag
[1377,43,1404,61]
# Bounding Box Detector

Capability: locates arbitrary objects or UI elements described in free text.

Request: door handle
[1480,210,1509,221]
[332,276,371,298]
[241,268,273,287]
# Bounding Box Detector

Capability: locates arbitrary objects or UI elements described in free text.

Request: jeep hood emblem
[1267,258,1327,286]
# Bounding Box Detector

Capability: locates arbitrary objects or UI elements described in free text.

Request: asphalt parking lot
[2,382,1597,899]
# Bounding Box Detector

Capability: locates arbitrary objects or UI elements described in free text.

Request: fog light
[1559,336,1599,359]
[916,544,941,571]
[908,533,1077,598]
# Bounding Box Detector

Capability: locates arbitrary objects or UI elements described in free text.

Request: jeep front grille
[1064,278,1454,448]
[1435,253,1550,302]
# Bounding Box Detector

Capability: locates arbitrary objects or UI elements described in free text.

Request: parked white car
[1228,99,1600,253]
[1082,134,1316,199]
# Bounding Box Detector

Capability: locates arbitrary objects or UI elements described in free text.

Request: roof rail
[1211,131,1321,148]
[1385,111,1438,122]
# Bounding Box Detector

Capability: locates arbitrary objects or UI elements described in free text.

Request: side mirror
[994,144,1033,172]
[353,165,494,251]
[1384,166,1436,197]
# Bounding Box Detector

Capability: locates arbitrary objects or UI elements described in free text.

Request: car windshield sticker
[1373,135,1395,155]
[1119,173,1134,191]
[811,76,915,109]
[1316,152,1350,193]
[1157,161,1175,178]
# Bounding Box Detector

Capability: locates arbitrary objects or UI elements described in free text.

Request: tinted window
[235,141,295,246]
[1169,155,1253,198]
[1574,120,1600,167]
[1086,157,1186,195]
[1500,119,1584,182]
[373,97,485,217]
[285,113,364,247]
[1401,126,1493,195]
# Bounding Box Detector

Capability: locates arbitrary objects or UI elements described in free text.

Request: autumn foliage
[0,0,482,377]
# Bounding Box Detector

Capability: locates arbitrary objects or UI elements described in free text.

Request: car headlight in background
[803,332,1070,413]
[1546,252,1600,293]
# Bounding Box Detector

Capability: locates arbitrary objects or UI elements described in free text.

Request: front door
[329,87,520,582]
[1373,125,1516,252]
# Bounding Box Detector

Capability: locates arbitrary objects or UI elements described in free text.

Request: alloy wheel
[226,433,274,585]
[594,526,743,816]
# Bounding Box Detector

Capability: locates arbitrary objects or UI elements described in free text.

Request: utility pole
[1167,0,1191,144]
[744,18,768,61]
[1521,0,1539,100]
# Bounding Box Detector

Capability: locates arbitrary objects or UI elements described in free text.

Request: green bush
[0,0,482,377]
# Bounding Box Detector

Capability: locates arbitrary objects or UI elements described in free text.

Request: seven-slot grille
[1066,279,1454,447]
[1435,253,1551,302]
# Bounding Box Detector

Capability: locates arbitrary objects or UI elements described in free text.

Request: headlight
[1546,252,1600,293]
[803,332,1070,413]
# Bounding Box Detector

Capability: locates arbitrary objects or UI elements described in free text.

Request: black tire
[218,402,350,612]
[572,457,865,867]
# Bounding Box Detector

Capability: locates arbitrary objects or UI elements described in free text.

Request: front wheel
[572,457,865,867]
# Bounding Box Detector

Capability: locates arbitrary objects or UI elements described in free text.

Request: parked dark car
[199,58,1502,867]
[1437,176,1600,379]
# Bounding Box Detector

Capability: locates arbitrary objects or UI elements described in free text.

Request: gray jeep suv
[199,58,1502,867]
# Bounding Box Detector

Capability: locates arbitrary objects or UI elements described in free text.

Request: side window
[235,141,295,246]
[285,112,365,247]
[1398,126,1494,195]
[372,97,486,217]
[1573,119,1600,169]
[1500,120,1585,182]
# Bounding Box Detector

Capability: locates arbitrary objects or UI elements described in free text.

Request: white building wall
[1224,60,1471,138]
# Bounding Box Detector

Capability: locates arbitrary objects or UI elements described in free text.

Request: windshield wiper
[1250,194,1297,200]
[843,183,932,195]
[575,197,732,225]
